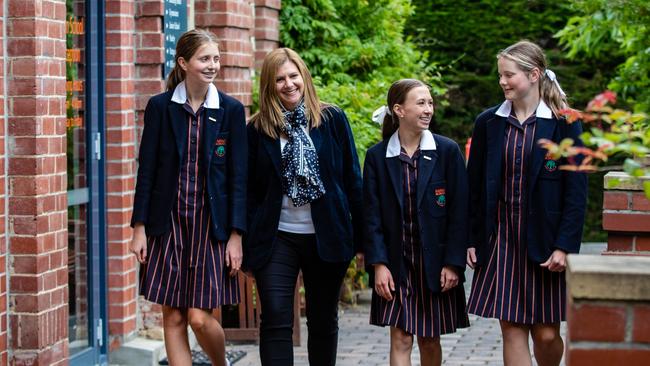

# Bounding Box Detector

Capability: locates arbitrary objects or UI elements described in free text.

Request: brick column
[566,255,650,365]
[6,0,68,364]
[134,0,165,340]
[602,172,650,255]
[0,1,7,364]
[105,0,138,350]
[253,0,280,70]
[195,0,254,109]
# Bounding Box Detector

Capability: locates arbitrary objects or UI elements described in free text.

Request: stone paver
[230,244,605,365]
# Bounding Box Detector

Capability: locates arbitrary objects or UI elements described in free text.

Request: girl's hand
[440,266,459,292]
[225,231,243,276]
[466,247,477,269]
[130,224,147,264]
[374,264,395,301]
[540,249,567,272]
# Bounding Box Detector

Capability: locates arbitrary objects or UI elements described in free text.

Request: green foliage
[406,0,616,241]
[556,0,650,112]
[406,0,619,142]
[280,0,445,163]
[545,92,650,199]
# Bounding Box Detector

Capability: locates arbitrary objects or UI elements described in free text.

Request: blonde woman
[245,48,363,366]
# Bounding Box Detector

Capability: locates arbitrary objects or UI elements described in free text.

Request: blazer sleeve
[131,98,162,227]
[329,108,364,253]
[554,120,587,253]
[362,150,389,266]
[227,102,248,233]
[467,115,488,248]
[444,143,470,269]
[245,122,259,235]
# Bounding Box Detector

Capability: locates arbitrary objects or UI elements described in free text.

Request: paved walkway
[231,244,605,365]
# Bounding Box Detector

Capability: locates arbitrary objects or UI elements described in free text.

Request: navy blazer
[131,89,247,241]
[467,105,587,265]
[363,133,469,293]
[244,106,363,271]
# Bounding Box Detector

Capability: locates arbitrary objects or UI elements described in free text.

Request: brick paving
[230,243,606,365]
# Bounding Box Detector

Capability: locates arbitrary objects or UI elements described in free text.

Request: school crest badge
[544,153,557,172]
[215,138,227,157]
[435,188,446,207]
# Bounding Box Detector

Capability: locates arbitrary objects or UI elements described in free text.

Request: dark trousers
[254,231,349,366]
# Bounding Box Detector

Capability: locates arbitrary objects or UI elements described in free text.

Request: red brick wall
[6,0,68,364]
[567,298,650,365]
[602,176,650,255]
[253,0,280,69]
[133,0,165,339]
[0,1,7,364]
[105,0,138,350]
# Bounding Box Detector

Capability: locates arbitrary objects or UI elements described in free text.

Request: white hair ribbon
[371,105,391,124]
[545,69,566,97]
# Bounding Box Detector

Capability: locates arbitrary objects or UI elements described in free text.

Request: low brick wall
[566,254,650,366]
[602,172,650,255]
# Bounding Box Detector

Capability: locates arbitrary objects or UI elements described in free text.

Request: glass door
[67,0,107,365]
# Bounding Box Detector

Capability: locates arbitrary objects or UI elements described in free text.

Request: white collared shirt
[171,81,220,109]
[385,129,437,158]
[495,99,552,119]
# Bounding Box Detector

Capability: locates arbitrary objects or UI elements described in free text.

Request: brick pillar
[253,0,280,70]
[6,0,68,364]
[195,0,254,109]
[134,0,165,340]
[0,1,7,364]
[602,172,650,255]
[566,255,650,365]
[105,0,138,350]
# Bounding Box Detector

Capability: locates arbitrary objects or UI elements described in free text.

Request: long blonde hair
[497,40,568,118]
[250,48,323,138]
[166,29,220,91]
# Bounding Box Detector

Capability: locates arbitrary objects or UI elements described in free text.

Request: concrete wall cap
[603,171,649,191]
[567,254,650,301]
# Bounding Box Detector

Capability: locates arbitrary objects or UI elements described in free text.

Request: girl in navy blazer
[466,41,587,366]
[364,79,469,366]
[246,48,363,366]
[129,29,246,366]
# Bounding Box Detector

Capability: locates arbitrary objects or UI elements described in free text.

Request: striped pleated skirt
[369,242,469,337]
[467,201,566,324]
[138,102,239,309]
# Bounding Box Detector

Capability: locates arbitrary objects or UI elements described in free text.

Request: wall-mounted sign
[164,0,188,77]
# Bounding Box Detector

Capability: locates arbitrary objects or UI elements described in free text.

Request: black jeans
[254,231,350,366]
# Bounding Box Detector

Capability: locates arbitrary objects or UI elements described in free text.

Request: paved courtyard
[232,244,606,365]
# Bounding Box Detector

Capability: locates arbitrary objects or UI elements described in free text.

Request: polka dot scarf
[280,101,326,207]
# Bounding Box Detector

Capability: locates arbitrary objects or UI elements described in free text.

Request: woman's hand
[540,249,567,272]
[225,231,243,276]
[466,247,477,269]
[374,264,395,301]
[130,223,147,264]
[440,266,459,292]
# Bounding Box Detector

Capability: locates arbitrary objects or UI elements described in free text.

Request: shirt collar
[386,129,437,158]
[495,99,552,119]
[171,81,220,109]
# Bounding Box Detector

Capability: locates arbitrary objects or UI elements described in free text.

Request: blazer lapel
[203,107,225,167]
[309,126,323,153]
[262,135,282,177]
[529,117,557,188]
[417,150,438,208]
[168,102,188,159]
[386,155,403,209]
[486,116,506,195]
